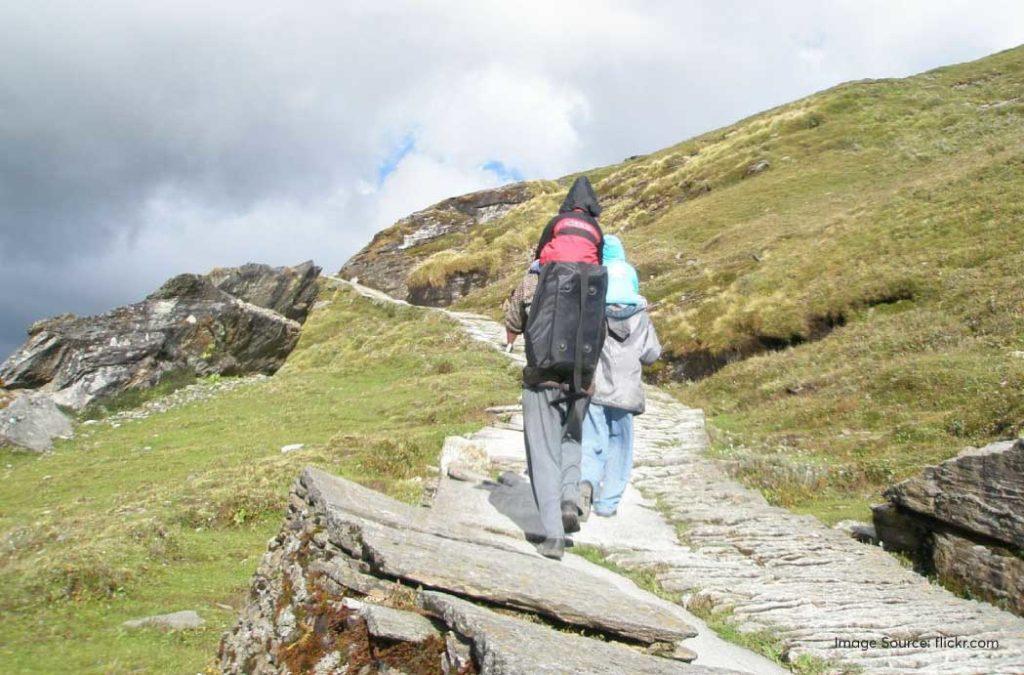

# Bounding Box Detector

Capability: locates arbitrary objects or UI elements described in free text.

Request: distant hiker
[504,176,606,560]
[580,234,661,519]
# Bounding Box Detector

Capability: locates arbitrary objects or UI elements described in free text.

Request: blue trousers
[581,403,634,514]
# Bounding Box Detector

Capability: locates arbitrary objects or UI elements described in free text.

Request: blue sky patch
[377,133,416,185]
[482,160,524,183]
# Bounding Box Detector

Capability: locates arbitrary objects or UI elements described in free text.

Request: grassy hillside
[352,46,1024,523]
[0,284,518,673]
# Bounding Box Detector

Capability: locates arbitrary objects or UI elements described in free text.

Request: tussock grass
[0,284,518,672]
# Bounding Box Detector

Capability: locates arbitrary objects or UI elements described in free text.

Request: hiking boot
[537,537,565,560]
[561,500,581,534]
[594,508,618,518]
[579,481,593,522]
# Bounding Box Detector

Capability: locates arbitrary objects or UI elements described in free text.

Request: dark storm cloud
[0,4,366,260]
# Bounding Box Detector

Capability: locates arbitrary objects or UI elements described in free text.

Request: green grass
[0,284,519,673]
[686,597,847,675]
[352,45,1024,521]
[572,545,676,603]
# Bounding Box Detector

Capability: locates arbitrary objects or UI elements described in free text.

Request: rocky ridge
[206,261,321,323]
[338,183,533,304]
[0,261,319,451]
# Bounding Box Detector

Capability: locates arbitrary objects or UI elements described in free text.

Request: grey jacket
[592,302,661,414]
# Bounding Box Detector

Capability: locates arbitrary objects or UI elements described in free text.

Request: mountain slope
[341,45,1024,521]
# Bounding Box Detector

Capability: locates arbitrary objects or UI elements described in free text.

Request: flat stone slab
[123,610,204,630]
[304,466,426,530]
[886,439,1024,547]
[356,519,695,644]
[304,467,531,556]
[362,603,438,643]
[469,426,527,468]
[420,591,737,674]
[303,469,695,645]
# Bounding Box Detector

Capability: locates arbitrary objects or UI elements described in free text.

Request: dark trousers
[522,386,590,539]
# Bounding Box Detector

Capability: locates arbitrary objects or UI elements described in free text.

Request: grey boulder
[339,183,533,305]
[932,531,1024,616]
[0,392,73,452]
[884,439,1024,547]
[876,438,1024,617]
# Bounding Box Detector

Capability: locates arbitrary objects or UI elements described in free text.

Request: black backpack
[525,262,608,391]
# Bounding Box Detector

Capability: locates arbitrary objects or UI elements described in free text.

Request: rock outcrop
[932,531,1024,615]
[219,467,713,674]
[338,183,532,305]
[0,261,319,413]
[874,439,1024,616]
[206,261,320,322]
[407,269,489,307]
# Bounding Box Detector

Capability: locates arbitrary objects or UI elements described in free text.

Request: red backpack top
[534,175,605,265]
[535,211,603,265]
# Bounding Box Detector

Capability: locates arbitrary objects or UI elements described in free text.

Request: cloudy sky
[1,1,1022,359]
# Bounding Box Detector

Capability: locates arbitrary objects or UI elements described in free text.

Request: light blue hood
[603,235,643,306]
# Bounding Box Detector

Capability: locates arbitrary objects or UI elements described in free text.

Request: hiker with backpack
[503,176,607,560]
[578,235,661,520]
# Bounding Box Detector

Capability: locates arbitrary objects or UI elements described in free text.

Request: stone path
[326,277,1024,673]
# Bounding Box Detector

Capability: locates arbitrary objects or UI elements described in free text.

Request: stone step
[420,591,736,674]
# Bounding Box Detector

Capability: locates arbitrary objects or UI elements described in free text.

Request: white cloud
[407,65,589,177]
[369,153,500,229]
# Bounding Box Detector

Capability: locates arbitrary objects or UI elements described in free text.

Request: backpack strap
[555,225,600,245]
[572,264,589,393]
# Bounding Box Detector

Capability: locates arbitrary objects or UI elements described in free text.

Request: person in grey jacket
[580,235,661,518]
